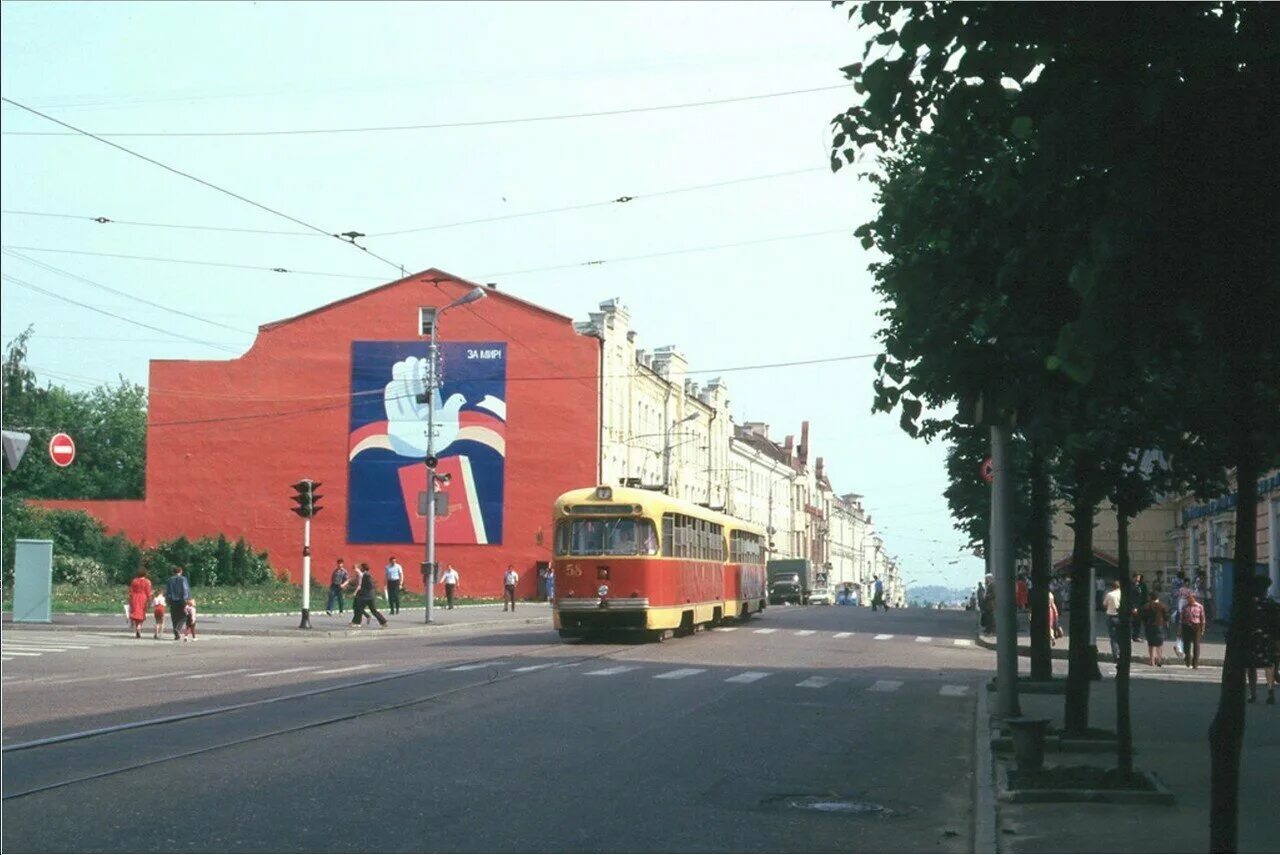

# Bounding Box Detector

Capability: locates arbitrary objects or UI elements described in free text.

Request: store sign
[1181,472,1280,523]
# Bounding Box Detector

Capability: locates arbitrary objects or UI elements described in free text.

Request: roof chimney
[784,435,794,460]
[816,457,825,480]
[797,421,810,466]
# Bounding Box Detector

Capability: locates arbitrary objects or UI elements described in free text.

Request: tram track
[1,642,620,801]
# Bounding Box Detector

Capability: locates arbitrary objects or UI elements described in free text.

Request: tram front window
[555,518,659,556]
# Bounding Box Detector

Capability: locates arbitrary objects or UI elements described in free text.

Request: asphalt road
[2,605,987,853]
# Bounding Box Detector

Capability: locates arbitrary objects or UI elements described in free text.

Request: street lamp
[424,285,486,624]
[662,411,699,495]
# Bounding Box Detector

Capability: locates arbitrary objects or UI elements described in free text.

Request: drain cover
[786,797,889,815]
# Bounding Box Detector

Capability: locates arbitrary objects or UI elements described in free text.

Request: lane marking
[797,676,834,689]
[511,662,560,672]
[873,634,894,641]
[713,627,738,632]
[869,680,903,692]
[725,671,769,684]
[118,670,188,682]
[247,666,319,678]
[915,636,934,643]
[447,661,509,672]
[794,630,816,636]
[953,639,973,646]
[313,664,375,675]
[940,685,970,697]
[0,651,42,657]
[753,628,777,635]
[654,668,706,680]
[185,669,250,680]
[584,665,639,676]
[834,632,853,638]
[2,642,91,650]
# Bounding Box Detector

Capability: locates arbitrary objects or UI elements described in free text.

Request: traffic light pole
[425,327,438,625]
[299,515,312,629]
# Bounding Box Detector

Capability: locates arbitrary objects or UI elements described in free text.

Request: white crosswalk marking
[511,662,560,672]
[186,668,250,680]
[797,676,834,688]
[2,646,76,653]
[754,628,777,635]
[118,671,188,682]
[953,639,973,647]
[869,680,903,692]
[585,666,639,676]
[3,642,91,650]
[654,668,706,680]
[794,630,816,636]
[940,685,970,696]
[915,636,934,643]
[247,666,318,678]
[725,671,769,684]
[447,661,509,672]
[314,664,375,675]
[834,632,854,638]
[713,627,738,632]
[0,651,42,657]
[873,634,894,641]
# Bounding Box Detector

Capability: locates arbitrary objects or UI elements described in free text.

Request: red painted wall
[50,271,600,599]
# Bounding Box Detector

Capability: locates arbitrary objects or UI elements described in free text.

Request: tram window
[662,515,674,557]
[555,518,659,556]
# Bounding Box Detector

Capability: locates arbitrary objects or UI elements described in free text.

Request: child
[183,598,198,641]
[152,591,167,640]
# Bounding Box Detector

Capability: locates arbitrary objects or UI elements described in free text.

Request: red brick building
[43,271,600,599]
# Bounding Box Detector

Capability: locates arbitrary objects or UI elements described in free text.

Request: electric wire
[0,97,407,275]
[0,209,318,237]
[0,84,849,138]
[0,245,385,280]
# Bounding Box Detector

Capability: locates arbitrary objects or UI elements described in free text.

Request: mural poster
[347,341,507,544]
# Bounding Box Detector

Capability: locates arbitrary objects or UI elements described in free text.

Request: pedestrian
[1048,590,1061,646]
[126,566,153,639]
[1138,590,1168,666]
[1103,579,1123,660]
[385,555,404,615]
[326,559,350,616]
[441,564,460,609]
[1180,592,1206,668]
[152,590,166,639]
[164,566,190,641]
[546,567,555,602]
[1172,575,1191,658]
[980,575,996,634]
[871,575,886,612]
[183,598,198,642]
[1131,574,1148,642]
[351,562,388,628]
[503,564,519,611]
[1245,575,1279,705]
[1015,575,1029,612]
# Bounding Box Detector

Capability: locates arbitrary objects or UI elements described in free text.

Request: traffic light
[291,479,323,518]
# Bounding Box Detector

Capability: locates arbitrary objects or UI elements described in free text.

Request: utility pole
[991,422,1021,719]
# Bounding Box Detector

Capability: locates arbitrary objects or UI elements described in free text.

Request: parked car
[808,587,834,606]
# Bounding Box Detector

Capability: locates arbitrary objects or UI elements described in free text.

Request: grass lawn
[2,583,506,614]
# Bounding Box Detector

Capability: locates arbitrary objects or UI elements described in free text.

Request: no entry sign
[981,456,994,484]
[49,432,76,467]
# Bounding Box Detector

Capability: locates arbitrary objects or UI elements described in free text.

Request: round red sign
[980,457,994,484]
[49,432,76,467]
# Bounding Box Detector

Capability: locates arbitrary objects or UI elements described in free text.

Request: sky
[0,1,979,591]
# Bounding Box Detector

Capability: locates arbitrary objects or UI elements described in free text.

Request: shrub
[52,555,109,587]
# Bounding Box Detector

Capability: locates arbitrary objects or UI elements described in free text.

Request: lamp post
[662,412,699,496]
[423,286,486,624]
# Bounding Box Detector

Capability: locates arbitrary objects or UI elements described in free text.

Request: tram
[551,485,767,641]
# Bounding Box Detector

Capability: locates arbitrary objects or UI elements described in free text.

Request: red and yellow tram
[551,486,767,641]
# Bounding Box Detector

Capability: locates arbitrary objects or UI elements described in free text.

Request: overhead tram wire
[1,84,849,138]
[0,97,407,276]
[0,210,318,237]
[0,245,385,281]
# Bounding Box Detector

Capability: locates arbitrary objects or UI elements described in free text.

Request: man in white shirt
[1103,579,1123,659]
[385,556,404,615]
[440,565,460,610]
[503,565,519,612]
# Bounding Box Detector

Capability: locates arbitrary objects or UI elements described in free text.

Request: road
[2,606,986,853]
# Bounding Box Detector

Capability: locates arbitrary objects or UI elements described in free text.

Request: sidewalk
[1,602,552,638]
[975,610,1228,667]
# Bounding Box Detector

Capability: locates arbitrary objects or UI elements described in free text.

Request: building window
[419,307,437,337]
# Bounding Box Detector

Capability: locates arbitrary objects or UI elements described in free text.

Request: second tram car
[551,486,767,641]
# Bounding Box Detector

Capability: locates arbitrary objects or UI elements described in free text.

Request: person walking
[350,562,388,628]
[164,566,190,641]
[503,564,519,612]
[1245,575,1279,704]
[126,567,153,639]
[871,576,886,612]
[1138,590,1169,666]
[384,556,404,615]
[326,559,350,616]
[1171,575,1191,658]
[1015,575,1029,613]
[1048,590,1061,646]
[182,598,198,641]
[1180,592,1206,668]
[441,565,460,609]
[152,590,167,639]
[1103,579,1123,660]
[980,575,996,634]
[1131,574,1149,642]
[545,567,555,602]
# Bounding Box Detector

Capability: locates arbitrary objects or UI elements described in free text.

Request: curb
[973,634,1224,668]
[973,674,998,854]
[995,763,1175,805]
[1,616,552,638]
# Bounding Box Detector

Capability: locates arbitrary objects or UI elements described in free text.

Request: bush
[52,555,109,587]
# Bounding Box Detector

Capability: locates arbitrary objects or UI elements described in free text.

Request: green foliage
[52,555,108,587]
[2,499,141,587]
[1,326,147,501]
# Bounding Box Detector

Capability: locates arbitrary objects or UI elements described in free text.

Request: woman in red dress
[127,567,153,639]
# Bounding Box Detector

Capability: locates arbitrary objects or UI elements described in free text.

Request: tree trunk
[1029,447,1053,680]
[1064,486,1095,735]
[1116,507,1134,778]
[1208,449,1258,852]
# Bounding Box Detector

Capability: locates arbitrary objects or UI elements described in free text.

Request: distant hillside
[908,585,971,604]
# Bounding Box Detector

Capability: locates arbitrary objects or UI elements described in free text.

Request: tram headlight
[597,584,609,598]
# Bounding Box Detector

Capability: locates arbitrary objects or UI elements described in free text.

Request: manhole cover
[783,796,890,815]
